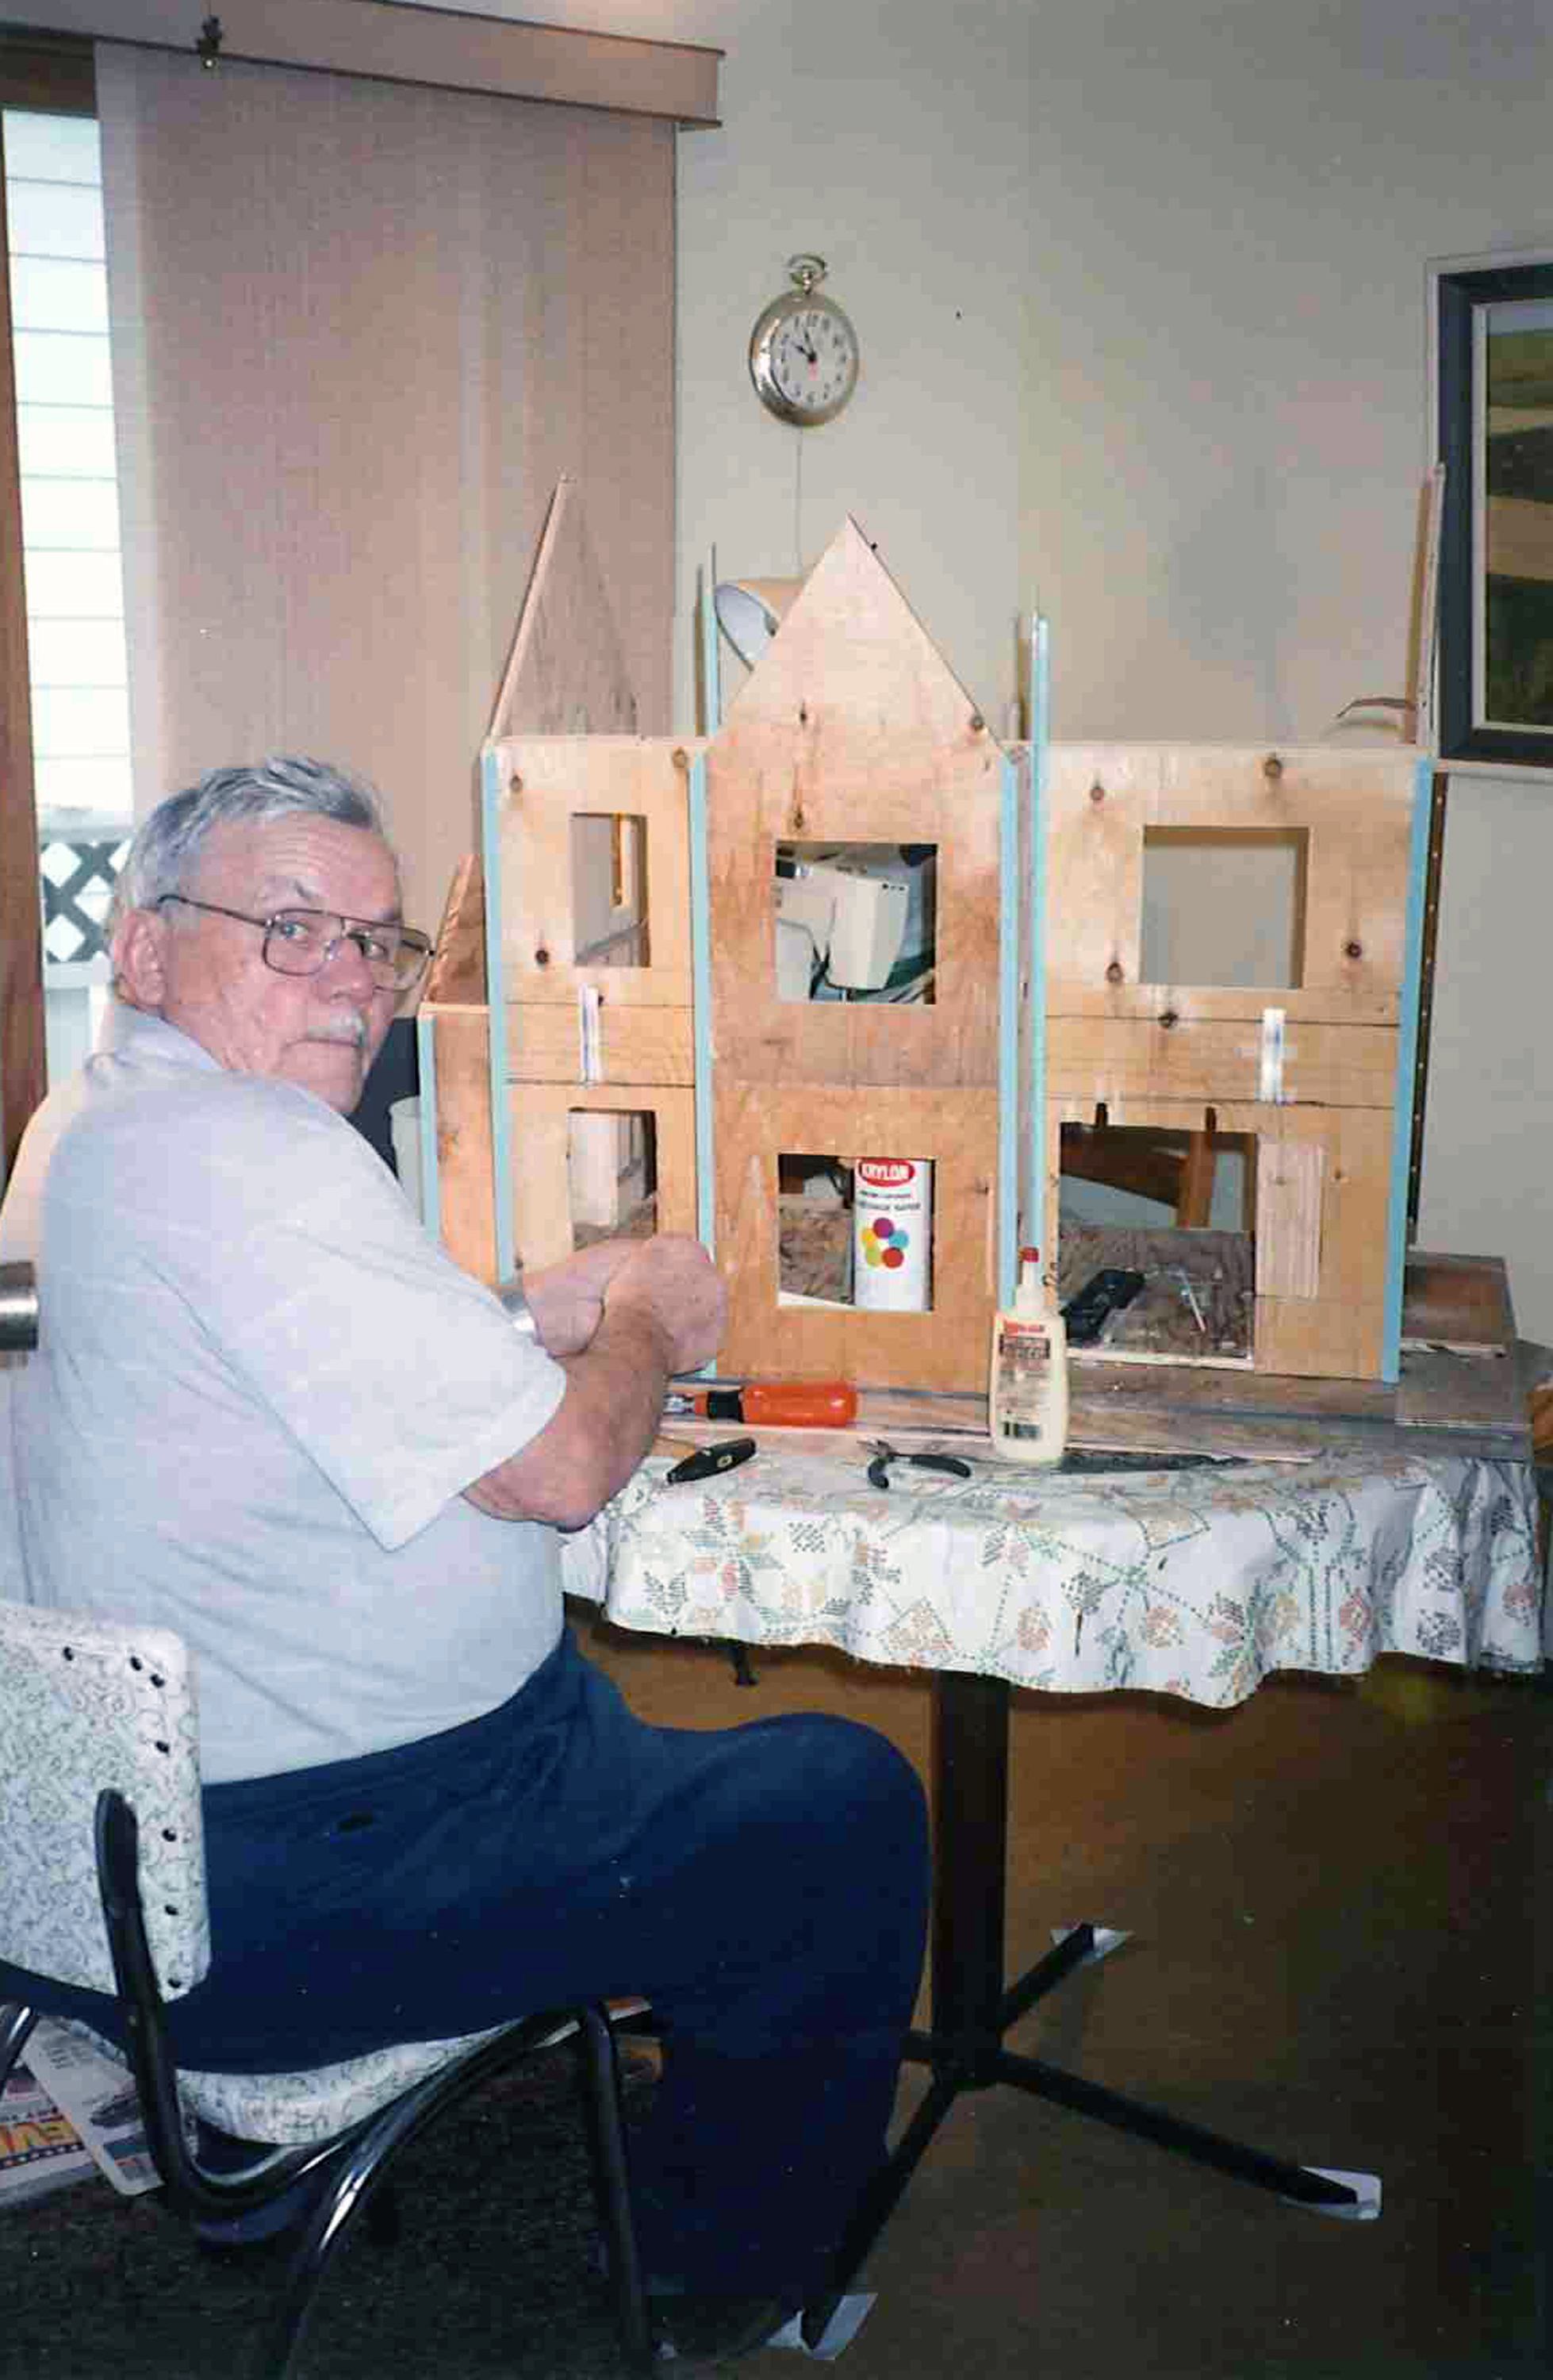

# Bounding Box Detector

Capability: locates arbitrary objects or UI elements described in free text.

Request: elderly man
[1,758,927,2359]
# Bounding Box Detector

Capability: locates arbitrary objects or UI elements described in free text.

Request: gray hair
[111,756,390,926]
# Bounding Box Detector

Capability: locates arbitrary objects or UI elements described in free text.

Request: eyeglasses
[156,895,434,992]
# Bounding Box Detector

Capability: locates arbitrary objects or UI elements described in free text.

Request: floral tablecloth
[562,1447,1546,1709]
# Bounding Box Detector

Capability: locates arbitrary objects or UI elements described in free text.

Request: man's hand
[523,1238,644,1357]
[600,1235,726,1375]
[523,1235,725,1366]
[464,1234,727,1532]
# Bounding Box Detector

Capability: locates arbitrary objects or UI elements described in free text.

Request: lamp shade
[713,575,803,670]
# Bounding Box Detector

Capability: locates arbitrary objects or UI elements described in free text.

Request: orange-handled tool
[666,1380,857,1428]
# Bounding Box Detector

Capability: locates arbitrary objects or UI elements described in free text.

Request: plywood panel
[504,1000,693,1086]
[1041,744,1162,1004]
[1045,1095,1393,1381]
[1254,1296,1385,1381]
[723,516,987,749]
[703,735,1003,1085]
[422,852,486,1005]
[715,1083,998,1392]
[1047,1015,1400,1109]
[1255,1140,1325,1299]
[488,476,638,743]
[1044,743,1417,1027]
[505,1083,696,1272]
[427,1003,497,1286]
[490,735,698,1004]
[705,526,1004,1089]
[1158,748,1414,1009]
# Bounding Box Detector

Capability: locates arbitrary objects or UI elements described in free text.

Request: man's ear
[113,908,171,1012]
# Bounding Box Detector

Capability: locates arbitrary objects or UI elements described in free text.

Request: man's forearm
[463,1296,674,1530]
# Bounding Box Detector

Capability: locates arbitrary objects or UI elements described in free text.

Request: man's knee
[736,1712,927,1860]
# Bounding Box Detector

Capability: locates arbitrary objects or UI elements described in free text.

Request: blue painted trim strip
[416,1008,441,1244]
[998,750,1020,1308]
[699,554,722,735]
[1028,617,1051,1272]
[688,750,716,1255]
[1382,758,1432,1382]
[480,747,515,1280]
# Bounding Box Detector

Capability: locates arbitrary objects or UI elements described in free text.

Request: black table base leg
[800,1670,1375,2349]
[995,2048,1363,2209]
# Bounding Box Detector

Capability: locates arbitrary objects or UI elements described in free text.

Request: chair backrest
[0,1598,209,1999]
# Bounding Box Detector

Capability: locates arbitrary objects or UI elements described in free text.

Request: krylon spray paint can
[852,1157,932,1311]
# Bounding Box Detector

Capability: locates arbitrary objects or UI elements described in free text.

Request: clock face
[750,294,858,426]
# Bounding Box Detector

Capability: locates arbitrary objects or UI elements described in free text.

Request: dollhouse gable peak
[711,516,984,751]
[487,474,638,742]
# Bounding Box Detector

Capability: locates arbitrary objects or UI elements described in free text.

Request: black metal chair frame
[0,1789,655,2380]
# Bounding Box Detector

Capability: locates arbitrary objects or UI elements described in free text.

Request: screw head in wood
[1345,939,1363,960]
[1159,1008,1179,1029]
[1106,960,1124,985]
[1262,753,1283,781]
[1088,781,1106,804]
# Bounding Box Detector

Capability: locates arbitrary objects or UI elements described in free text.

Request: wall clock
[748,255,859,428]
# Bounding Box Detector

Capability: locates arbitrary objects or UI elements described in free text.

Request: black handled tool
[665,1436,758,1486]
[865,1440,973,1491]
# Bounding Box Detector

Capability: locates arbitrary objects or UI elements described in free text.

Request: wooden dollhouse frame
[420,493,1429,1392]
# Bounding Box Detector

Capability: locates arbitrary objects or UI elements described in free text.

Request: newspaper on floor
[12,2018,163,2196]
[0,2053,92,2208]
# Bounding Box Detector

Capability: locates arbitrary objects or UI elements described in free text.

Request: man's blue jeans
[168,1630,926,2300]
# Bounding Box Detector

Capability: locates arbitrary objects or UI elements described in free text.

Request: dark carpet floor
[2,2048,650,2380]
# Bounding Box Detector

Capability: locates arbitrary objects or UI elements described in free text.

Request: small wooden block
[1255,1139,1325,1299]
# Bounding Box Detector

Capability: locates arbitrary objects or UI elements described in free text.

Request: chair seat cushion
[55,2011,561,2145]
[50,1991,649,2146]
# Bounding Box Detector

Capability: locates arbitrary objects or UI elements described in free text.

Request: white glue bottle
[988,1244,1068,1464]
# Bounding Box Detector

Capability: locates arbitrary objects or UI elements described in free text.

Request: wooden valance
[0,2,721,125]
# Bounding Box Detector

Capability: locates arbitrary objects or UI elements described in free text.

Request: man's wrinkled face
[117,814,404,1115]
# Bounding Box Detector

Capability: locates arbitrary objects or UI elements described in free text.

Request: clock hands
[749,260,857,424]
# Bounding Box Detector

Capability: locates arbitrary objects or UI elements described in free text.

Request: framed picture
[1434,252,1553,766]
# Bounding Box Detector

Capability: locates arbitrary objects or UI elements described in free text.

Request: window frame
[0,33,94,1180]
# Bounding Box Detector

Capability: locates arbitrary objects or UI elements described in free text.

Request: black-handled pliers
[865,1439,973,1491]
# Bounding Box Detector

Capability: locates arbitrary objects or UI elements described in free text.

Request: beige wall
[458,0,1553,1340]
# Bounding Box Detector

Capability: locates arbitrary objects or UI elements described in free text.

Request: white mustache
[308,1017,367,1048]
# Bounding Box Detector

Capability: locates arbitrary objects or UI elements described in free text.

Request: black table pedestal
[801,1668,1368,2345]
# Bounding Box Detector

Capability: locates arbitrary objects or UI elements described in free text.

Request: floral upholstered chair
[0,1595,652,2378]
